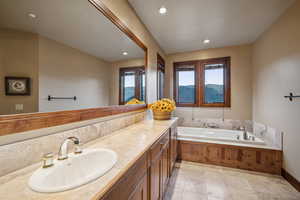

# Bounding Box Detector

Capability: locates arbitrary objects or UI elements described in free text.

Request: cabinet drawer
[150,130,170,162]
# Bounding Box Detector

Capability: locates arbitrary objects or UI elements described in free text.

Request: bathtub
[177,126,265,146]
[177,127,282,174]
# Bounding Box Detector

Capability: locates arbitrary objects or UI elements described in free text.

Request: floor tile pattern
[165,162,300,200]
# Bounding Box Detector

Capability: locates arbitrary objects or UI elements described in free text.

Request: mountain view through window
[178,70,195,103]
[204,64,224,103]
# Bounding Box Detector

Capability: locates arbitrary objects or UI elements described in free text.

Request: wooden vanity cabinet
[100,153,148,200]
[99,127,177,200]
[149,130,170,200]
[169,125,178,174]
[128,174,148,200]
[161,140,170,195]
[149,152,162,200]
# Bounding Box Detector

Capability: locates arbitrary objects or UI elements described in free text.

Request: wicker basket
[153,111,171,120]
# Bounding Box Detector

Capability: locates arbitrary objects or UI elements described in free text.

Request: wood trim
[199,57,231,107]
[88,0,147,52]
[178,140,283,175]
[173,57,231,107]
[0,0,149,136]
[173,61,198,107]
[282,168,300,192]
[88,0,148,104]
[157,53,165,100]
[157,53,165,72]
[0,105,147,136]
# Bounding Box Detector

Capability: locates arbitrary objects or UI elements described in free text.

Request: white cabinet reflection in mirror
[28,149,117,193]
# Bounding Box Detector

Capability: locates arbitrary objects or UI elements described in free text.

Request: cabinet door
[128,174,148,200]
[150,156,162,200]
[170,126,178,173]
[161,142,170,194]
[100,153,148,200]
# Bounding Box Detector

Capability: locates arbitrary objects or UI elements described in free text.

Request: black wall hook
[48,95,77,101]
[284,93,300,102]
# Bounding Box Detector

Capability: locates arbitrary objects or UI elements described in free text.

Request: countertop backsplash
[0,111,146,177]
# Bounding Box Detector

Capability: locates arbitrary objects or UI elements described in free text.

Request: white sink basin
[28,148,117,193]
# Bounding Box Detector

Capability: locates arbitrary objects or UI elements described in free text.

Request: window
[204,64,225,103]
[174,62,197,106]
[174,57,230,107]
[157,54,165,100]
[119,67,145,104]
[140,73,146,102]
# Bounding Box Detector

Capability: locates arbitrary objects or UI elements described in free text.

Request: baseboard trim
[282,168,300,192]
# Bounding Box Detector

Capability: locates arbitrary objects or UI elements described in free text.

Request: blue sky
[125,75,135,87]
[125,68,224,87]
[179,68,223,86]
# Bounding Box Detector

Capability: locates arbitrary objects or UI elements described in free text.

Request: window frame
[119,66,145,105]
[157,53,165,100]
[173,57,231,107]
[173,61,199,107]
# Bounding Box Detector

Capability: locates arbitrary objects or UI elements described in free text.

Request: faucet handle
[74,145,82,154]
[42,152,54,168]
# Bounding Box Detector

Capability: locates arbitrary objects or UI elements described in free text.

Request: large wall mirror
[0,0,146,117]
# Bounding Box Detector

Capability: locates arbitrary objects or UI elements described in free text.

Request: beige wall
[110,58,145,105]
[252,1,300,180]
[100,0,165,103]
[0,29,113,114]
[0,29,39,115]
[165,45,253,120]
[39,36,112,112]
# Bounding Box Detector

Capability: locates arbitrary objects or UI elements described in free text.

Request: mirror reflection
[0,0,145,115]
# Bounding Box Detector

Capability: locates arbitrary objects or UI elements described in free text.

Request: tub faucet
[58,136,82,160]
[207,123,219,129]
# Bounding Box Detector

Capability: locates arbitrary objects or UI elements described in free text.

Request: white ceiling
[129,0,295,54]
[0,0,144,62]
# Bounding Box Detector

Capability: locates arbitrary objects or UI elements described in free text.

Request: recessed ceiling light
[159,6,167,15]
[122,52,128,56]
[28,13,37,19]
[203,39,210,44]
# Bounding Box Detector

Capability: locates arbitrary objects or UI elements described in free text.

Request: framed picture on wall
[5,77,31,96]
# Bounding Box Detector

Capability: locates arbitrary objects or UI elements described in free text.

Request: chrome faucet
[239,126,249,140]
[206,123,219,129]
[58,136,82,160]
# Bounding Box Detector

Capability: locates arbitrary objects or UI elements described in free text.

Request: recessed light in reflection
[159,6,167,15]
[122,52,128,55]
[203,39,210,44]
[28,13,37,19]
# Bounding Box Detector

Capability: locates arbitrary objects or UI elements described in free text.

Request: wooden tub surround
[178,140,282,175]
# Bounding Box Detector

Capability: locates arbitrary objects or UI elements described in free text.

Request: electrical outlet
[15,104,24,111]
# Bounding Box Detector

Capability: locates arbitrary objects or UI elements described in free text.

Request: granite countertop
[0,118,178,200]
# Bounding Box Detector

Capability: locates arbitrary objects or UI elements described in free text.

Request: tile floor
[165,161,300,200]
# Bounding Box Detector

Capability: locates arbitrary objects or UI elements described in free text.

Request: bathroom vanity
[0,118,178,200]
[101,125,176,200]
[92,120,178,200]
